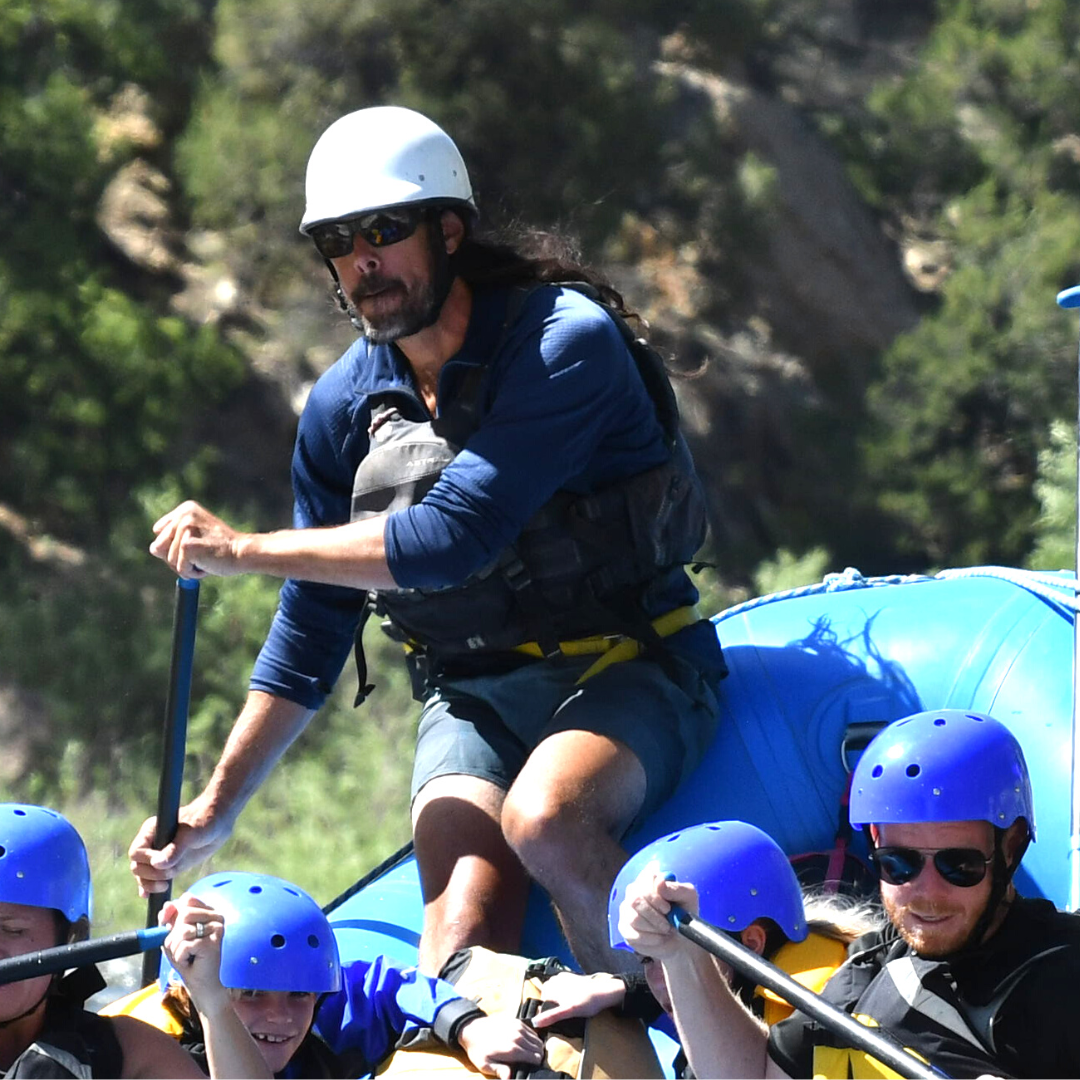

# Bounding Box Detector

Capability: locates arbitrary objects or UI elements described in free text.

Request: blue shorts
[411,623,724,829]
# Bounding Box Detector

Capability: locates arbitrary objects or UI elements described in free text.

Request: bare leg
[501,729,647,973]
[412,774,531,974]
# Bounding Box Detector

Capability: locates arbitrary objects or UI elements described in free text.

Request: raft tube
[328,567,1077,966]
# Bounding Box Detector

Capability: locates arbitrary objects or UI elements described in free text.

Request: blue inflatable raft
[327,564,1079,975]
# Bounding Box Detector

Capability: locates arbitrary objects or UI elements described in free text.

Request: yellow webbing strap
[811,1014,927,1079]
[511,605,701,684]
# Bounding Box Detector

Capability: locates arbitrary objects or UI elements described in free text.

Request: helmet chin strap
[420,209,455,328]
[961,827,1027,953]
[325,260,365,332]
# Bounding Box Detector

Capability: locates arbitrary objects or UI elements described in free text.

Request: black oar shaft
[0,927,169,986]
[674,910,949,1080]
[142,577,200,985]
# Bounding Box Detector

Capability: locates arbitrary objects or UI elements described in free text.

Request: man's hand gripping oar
[668,899,951,1080]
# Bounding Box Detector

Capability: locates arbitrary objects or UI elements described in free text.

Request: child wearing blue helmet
[0,804,266,1079]
[156,872,542,1079]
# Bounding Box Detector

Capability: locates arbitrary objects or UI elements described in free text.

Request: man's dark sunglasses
[309,206,425,259]
[870,846,993,888]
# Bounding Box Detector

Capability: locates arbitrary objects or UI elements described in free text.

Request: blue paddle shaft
[0,926,168,986]
[155,577,200,845]
[143,577,200,986]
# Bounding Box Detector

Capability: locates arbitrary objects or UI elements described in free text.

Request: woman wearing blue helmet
[0,804,264,1079]
[158,872,542,1079]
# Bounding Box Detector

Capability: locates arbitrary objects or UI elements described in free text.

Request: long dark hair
[449,215,636,323]
[329,204,641,334]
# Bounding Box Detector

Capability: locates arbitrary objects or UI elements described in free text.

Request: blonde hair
[802,888,886,945]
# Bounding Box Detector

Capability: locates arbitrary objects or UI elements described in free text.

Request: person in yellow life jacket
[0,804,267,1080]
[532,820,876,1078]
[621,710,1080,1080]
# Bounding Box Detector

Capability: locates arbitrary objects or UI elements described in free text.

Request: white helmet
[299,106,476,234]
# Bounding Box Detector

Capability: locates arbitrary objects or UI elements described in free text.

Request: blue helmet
[849,710,1035,840]
[608,820,807,951]
[0,804,91,923]
[163,872,341,993]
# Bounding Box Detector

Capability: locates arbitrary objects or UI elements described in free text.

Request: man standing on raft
[129,104,724,975]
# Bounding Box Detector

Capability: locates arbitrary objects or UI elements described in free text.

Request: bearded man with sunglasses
[130,105,725,977]
[620,709,1080,1079]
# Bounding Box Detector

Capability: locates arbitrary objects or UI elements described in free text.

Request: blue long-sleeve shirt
[250,284,703,710]
[314,954,481,1076]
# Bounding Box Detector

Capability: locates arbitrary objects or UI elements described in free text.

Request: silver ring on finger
[194,921,206,939]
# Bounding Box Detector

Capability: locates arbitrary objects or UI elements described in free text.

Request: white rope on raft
[716,564,1080,620]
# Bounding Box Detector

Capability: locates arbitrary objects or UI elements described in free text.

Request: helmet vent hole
[0,846,6,858]
[284,887,300,897]
[665,834,680,842]
[249,886,263,895]
[13,810,25,817]
[871,765,883,778]
[418,173,425,181]
[934,718,946,726]
[270,934,286,948]
[308,934,319,948]
[906,764,921,778]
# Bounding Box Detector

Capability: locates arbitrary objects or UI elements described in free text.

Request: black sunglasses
[870,846,993,889]
[309,206,425,259]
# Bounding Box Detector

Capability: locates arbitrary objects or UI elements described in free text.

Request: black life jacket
[350,282,707,684]
[4,970,123,1079]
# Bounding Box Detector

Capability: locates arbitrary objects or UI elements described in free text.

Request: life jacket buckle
[501,556,532,592]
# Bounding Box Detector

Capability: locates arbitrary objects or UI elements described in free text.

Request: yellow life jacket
[758,933,924,1076]
[376,948,665,1079]
[755,932,849,1026]
[99,983,185,1038]
[811,1013,933,1080]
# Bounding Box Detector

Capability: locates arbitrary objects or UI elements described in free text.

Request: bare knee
[503,731,647,873]
[501,784,578,876]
